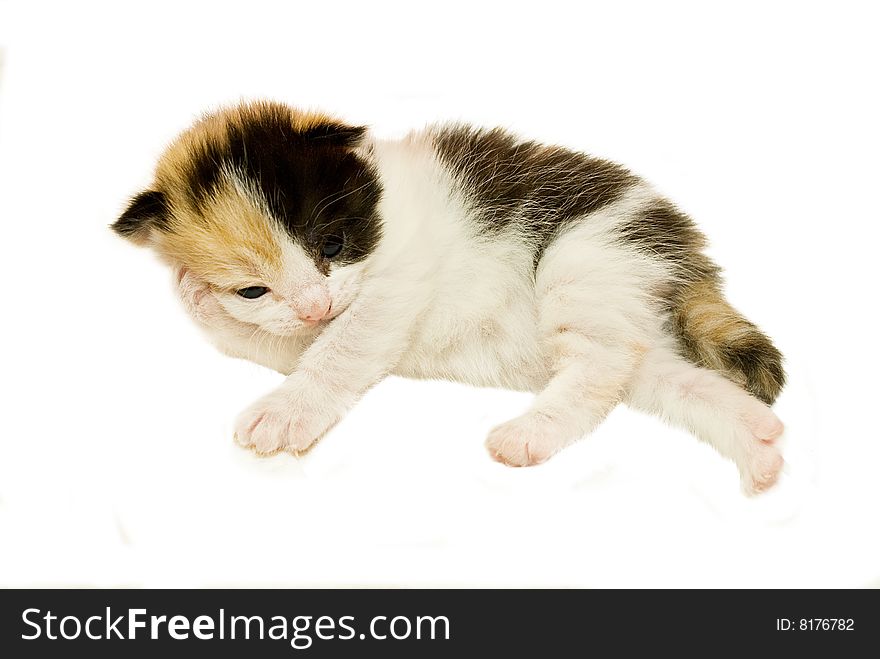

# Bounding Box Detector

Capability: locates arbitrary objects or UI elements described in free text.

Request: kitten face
[210,236,369,336]
[113,101,383,336]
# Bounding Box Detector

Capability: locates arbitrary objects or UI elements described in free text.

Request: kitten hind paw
[735,405,785,494]
[740,441,784,495]
[737,413,785,495]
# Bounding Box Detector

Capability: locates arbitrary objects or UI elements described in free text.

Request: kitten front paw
[233,386,335,455]
[177,267,253,335]
[176,267,218,324]
[485,414,566,467]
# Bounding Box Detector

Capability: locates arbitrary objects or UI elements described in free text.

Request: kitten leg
[487,216,664,467]
[177,267,252,336]
[234,283,418,455]
[486,330,641,466]
[625,344,784,495]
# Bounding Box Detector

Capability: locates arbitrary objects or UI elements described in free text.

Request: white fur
[217,242,332,334]
[626,338,784,494]
[181,129,784,493]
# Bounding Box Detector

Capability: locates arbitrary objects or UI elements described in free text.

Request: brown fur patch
[157,170,284,289]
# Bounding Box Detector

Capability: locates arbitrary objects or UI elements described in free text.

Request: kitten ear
[300,123,367,147]
[112,190,168,244]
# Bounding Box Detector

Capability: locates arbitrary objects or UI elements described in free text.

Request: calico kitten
[113,101,786,494]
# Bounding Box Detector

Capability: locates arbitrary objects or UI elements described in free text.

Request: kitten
[113,101,786,494]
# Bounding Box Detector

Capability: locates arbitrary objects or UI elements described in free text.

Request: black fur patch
[184,105,382,266]
[112,190,169,241]
[717,337,785,404]
[618,199,720,307]
[431,125,637,264]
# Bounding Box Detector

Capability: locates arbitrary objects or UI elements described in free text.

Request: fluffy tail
[671,281,785,404]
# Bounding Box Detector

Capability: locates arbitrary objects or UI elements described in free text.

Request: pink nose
[295,286,331,322]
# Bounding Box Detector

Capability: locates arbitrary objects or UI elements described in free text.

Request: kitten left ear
[112,190,168,244]
[300,123,367,147]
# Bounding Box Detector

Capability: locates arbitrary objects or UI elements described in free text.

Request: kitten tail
[673,280,785,404]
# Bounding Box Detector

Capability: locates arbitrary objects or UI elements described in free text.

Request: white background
[0,0,878,587]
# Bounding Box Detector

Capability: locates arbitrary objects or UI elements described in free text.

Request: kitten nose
[295,285,331,322]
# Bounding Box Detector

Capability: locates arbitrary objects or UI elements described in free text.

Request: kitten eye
[236,286,269,299]
[321,236,344,259]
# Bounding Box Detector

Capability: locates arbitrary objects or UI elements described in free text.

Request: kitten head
[112,101,382,335]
